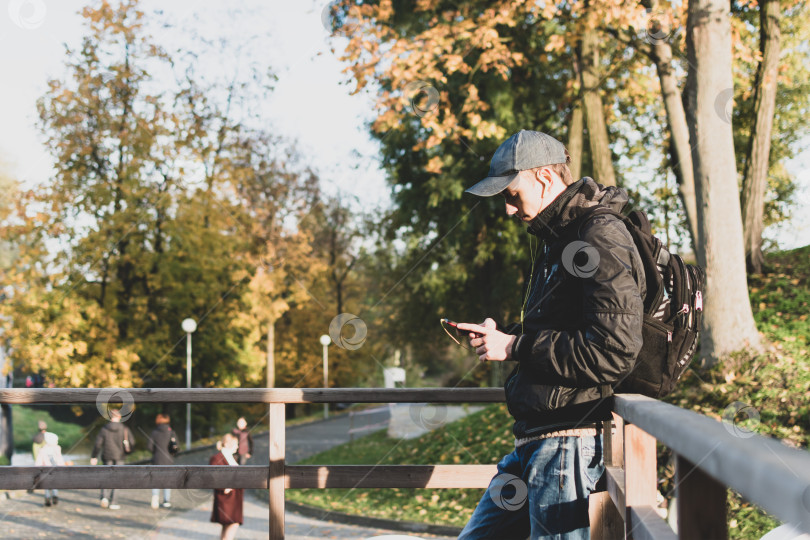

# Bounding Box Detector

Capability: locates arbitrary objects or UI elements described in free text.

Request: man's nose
[505,203,518,216]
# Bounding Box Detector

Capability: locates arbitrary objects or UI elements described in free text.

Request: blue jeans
[152,488,171,502]
[459,434,604,540]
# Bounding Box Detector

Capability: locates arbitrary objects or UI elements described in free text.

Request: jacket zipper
[549,386,561,407]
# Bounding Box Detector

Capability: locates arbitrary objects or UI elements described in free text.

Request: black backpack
[569,206,705,398]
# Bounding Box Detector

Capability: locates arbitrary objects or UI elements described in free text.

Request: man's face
[501,167,563,221]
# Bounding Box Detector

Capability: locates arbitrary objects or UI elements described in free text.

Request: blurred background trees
[0,0,808,426]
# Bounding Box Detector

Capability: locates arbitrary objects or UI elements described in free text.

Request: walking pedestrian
[210,433,243,540]
[34,432,65,507]
[29,420,48,493]
[31,420,47,462]
[456,130,645,539]
[147,413,178,509]
[90,409,134,510]
[231,417,253,465]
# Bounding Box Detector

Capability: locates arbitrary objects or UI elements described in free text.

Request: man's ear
[534,167,554,192]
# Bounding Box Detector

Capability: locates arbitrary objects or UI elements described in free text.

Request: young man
[90,408,133,510]
[148,413,176,509]
[456,130,646,539]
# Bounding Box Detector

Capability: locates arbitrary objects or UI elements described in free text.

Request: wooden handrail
[0,387,505,404]
[614,394,810,533]
[2,388,809,539]
[3,464,499,490]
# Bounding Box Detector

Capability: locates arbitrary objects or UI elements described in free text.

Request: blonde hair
[216,432,238,451]
[542,148,574,185]
[526,149,574,186]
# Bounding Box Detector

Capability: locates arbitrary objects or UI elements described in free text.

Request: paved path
[0,488,455,539]
[1,406,459,539]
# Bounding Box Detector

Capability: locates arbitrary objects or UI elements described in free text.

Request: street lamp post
[182,318,197,450]
[319,334,331,419]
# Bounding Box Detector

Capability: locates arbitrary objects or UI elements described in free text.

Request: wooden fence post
[624,422,657,539]
[269,403,286,540]
[609,413,624,467]
[676,454,727,540]
[590,415,626,540]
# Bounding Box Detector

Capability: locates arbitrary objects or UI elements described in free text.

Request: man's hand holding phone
[455,318,517,362]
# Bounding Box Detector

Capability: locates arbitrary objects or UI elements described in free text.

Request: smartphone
[441,318,483,337]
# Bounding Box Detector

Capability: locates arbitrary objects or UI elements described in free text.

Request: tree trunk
[649,38,699,251]
[266,320,275,388]
[568,103,584,181]
[741,0,781,274]
[684,0,762,364]
[0,350,12,463]
[578,19,616,186]
[568,63,585,181]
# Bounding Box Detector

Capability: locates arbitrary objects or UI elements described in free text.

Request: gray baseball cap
[465,130,567,197]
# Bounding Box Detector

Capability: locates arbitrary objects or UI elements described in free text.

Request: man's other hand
[455,318,516,362]
[90,458,98,465]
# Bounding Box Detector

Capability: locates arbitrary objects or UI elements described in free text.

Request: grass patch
[12,406,86,452]
[286,405,515,527]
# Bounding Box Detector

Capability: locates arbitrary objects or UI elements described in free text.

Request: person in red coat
[210,433,243,540]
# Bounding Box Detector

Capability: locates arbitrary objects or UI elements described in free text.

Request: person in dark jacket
[456,130,645,539]
[147,413,177,509]
[231,417,253,465]
[210,432,243,540]
[90,408,134,510]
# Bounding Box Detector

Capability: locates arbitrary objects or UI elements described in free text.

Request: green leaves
[0,1,316,395]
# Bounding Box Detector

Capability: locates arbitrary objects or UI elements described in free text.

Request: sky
[1,0,808,250]
[0,0,389,209]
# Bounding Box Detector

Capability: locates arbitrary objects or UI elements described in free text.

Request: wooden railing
[1,388,808,539]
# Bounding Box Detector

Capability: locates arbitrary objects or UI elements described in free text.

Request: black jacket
[504,177,646,439]
[91,421,133,461]
[148,424,176,465]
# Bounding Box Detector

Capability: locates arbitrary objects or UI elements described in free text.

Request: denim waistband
[514,426,601,448]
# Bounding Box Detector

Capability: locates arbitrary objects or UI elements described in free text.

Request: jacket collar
[526,177,629,242]
[526,178,585,239]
